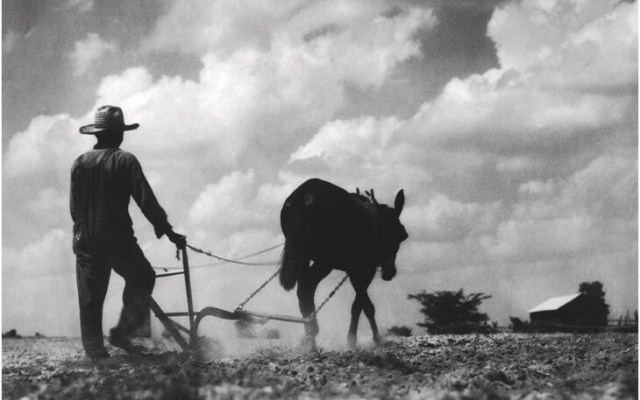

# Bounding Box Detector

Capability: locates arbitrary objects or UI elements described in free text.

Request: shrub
[408,289,491,334]
[386,325,413,337]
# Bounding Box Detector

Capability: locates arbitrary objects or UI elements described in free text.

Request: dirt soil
[2,333,637,399]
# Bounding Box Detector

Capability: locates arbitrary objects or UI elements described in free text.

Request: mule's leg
[360,291,383,346]
[347,295,363,350]
[348,291,382,348]
[347,268,377,349]
[296,262,332,351]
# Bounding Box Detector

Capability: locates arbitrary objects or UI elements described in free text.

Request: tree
[408,289,492,334]
[579,281,610,327]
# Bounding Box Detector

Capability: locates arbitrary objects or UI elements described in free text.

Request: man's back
[71,148,133,227]
[70,147,170,242]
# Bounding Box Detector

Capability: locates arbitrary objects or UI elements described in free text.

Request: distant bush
[2,329,21,339]
[386,325,413,337]
[510,317,532,333]
[408,289,492,334]
[579,281,610,327]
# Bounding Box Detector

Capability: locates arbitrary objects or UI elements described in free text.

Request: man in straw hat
[71,105,186,359]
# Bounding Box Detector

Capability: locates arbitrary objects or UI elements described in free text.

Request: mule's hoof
[299,335,317,352]
[347,336,357,350]
[373,335,385,347]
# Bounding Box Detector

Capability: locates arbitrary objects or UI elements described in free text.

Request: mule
[279,178,408,351]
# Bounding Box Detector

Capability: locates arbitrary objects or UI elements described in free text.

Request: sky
[2,0,638,343]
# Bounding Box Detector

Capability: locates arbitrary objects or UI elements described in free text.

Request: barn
[529,293,603,332]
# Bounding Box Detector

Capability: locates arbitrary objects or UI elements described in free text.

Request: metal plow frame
[151,247,309,352]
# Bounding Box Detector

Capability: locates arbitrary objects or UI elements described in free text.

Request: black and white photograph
[2,0,638,399]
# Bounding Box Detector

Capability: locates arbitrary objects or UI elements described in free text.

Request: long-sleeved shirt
[70,146,172,242]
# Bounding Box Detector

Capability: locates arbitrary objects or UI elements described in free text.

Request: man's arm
[124,153,185,247]
[70,162,78,224]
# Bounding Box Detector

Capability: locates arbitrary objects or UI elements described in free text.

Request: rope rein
[185,243,282,266]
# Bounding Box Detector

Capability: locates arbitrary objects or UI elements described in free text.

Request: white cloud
[144,0,435,65]
[25,188,69,227]
[189,170,264,228]
[142,0,290,54]
[559,150,638,219]
[3,30,19,54]
[291,116,403,165]
[489,0,637,92]
[4,114,90,179]
[66,0,95,13]
[481,148,637,263]
[484,215,594,261]
[514,150,638,221]
[403,194,501,243]
[488,0,620,71]
[3,229,72,278]
[69,33,116,77]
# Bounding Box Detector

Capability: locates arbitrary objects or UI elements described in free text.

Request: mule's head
[375,189,408,281]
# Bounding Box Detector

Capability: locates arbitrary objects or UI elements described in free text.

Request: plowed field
[2,333,637,399]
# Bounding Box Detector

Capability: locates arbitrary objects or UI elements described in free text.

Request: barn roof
[529,293,582,313]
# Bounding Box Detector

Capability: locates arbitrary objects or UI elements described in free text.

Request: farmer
[70,105,186,359]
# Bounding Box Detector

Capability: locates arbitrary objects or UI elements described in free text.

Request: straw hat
[79,105,139,134]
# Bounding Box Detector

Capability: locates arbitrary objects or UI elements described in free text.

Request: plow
[149,244,347,354]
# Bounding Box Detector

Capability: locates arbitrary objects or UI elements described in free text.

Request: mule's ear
[394,190,405,214]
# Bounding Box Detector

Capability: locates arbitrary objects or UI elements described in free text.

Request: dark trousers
[74,232,155,354]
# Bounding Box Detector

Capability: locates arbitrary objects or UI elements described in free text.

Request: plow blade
[195,307,310,325]
[234,309,310,324]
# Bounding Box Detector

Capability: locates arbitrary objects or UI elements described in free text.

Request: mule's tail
[279,201,309,291]
[279,239,302,291]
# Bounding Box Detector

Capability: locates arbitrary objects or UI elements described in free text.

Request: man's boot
[109,328,146,354]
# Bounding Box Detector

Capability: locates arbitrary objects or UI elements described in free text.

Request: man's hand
[166,229,187,249]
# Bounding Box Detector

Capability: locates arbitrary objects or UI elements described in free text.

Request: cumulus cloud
[189,170,267,228]
[403,194,502,243]
[144,0,434,60]
[3,30,19,54]
[291,116,403,165]
[69,33,116,77]
[514,150,638,221]
[4,114,88,179]
[399,0,637,161]
[488,0,634,79]
[477,147,637,266]
[484,215,594,262]
[3,229,72,278]
[66,0,95,13]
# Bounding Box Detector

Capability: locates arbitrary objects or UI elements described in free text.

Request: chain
[235,268,282,311]
[306,273,350,322]
[186,244,281,266]
[181,243,353,320]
